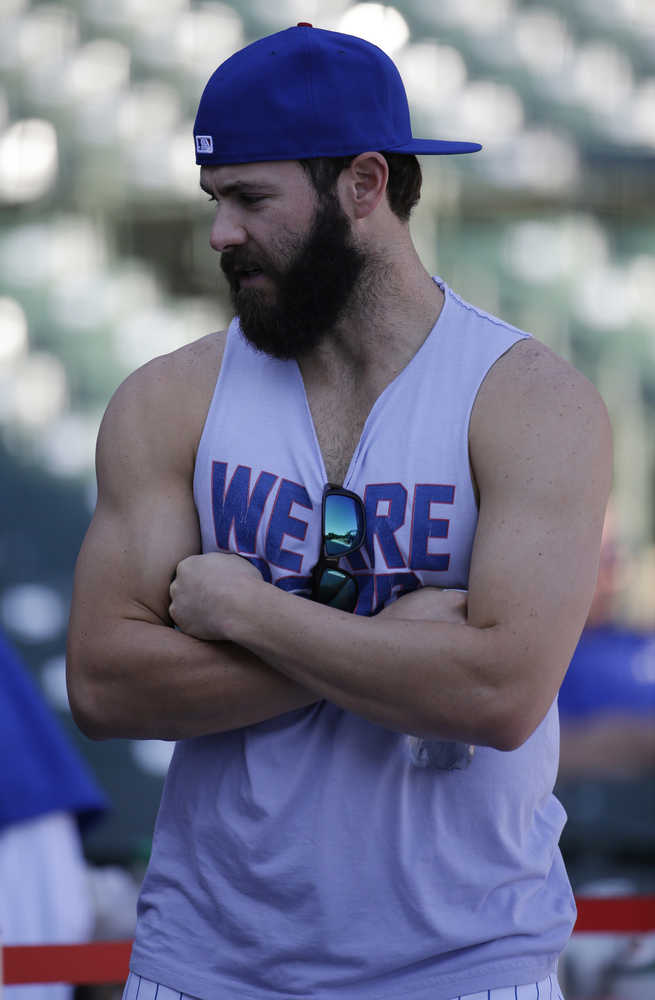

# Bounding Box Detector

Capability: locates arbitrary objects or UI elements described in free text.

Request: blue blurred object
[0,629,108,832]
[559,624,655,719]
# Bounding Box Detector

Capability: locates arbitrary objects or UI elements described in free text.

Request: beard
[220,193,367,360]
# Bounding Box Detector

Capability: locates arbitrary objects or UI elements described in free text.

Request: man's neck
[298,253,444,393]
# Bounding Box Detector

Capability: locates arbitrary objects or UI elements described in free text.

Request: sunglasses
[311,484,366,612]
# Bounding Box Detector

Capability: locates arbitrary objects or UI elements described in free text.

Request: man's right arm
[66,341,318,742]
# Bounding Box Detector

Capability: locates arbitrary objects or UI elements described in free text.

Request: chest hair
[307,390,373,487]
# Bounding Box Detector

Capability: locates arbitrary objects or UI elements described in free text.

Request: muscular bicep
[76,479,200,631]
[70,362,202,637]
[466,340,612,734]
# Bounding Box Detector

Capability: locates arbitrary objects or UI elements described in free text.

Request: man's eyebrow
[199,178,276,196]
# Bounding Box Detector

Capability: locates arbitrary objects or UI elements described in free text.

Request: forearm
[66,617,319,741]
[221,583,521,749]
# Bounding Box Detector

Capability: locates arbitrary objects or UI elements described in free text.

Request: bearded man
[67,24,611,1000]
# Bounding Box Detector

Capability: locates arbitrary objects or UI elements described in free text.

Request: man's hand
[170,552,263,641]
[378,587,468,625]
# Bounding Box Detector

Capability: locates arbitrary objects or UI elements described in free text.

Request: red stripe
[3,897,655,986]
[574,894,655,933]
[3,940,132,985]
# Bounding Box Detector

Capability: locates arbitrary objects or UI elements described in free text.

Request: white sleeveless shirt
[130,278,576,1000]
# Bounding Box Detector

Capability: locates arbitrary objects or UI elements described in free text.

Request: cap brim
[388,138,482,155]
[194,138,482,166]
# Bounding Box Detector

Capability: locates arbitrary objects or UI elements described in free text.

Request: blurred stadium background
[1,0,654,952]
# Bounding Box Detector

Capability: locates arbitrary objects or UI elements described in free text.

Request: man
[67,24,612,1000]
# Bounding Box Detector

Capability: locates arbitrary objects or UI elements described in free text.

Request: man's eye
[240,194,265,205]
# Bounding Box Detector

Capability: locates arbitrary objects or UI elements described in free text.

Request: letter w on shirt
[211,462,277,553]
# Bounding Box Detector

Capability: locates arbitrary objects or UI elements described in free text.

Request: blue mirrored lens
[324,492,364,557]
[317,568,358,611]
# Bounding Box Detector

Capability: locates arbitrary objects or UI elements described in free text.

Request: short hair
[299,152,422,222]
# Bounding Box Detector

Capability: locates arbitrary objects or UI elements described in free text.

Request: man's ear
[338,152,389,220]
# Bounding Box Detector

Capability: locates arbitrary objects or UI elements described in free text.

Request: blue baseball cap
[194,23,481,165]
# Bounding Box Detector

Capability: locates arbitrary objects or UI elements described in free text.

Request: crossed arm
[67,338,612,749]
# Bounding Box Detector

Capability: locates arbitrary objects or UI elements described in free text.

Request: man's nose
[209,207,247,252]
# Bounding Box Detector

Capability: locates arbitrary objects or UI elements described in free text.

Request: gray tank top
[130,278,576,1000]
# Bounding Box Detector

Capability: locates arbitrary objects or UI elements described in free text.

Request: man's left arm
[170,340,612,751]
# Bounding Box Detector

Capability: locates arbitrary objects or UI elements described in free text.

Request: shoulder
[470,337,612,492]
[108,328,227,416]
[472,336,612,445]
[97,329,228,486]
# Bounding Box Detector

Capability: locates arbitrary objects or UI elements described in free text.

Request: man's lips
[233,266,267,288]
[222,258,267,286]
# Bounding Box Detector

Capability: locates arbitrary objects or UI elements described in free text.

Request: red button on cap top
[297,22,313,27]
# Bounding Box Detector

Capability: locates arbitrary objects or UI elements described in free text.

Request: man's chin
[232,283,275,312]
[236,310,313,361]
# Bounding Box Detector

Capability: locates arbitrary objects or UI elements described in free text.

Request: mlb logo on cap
[195,135,214,154]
